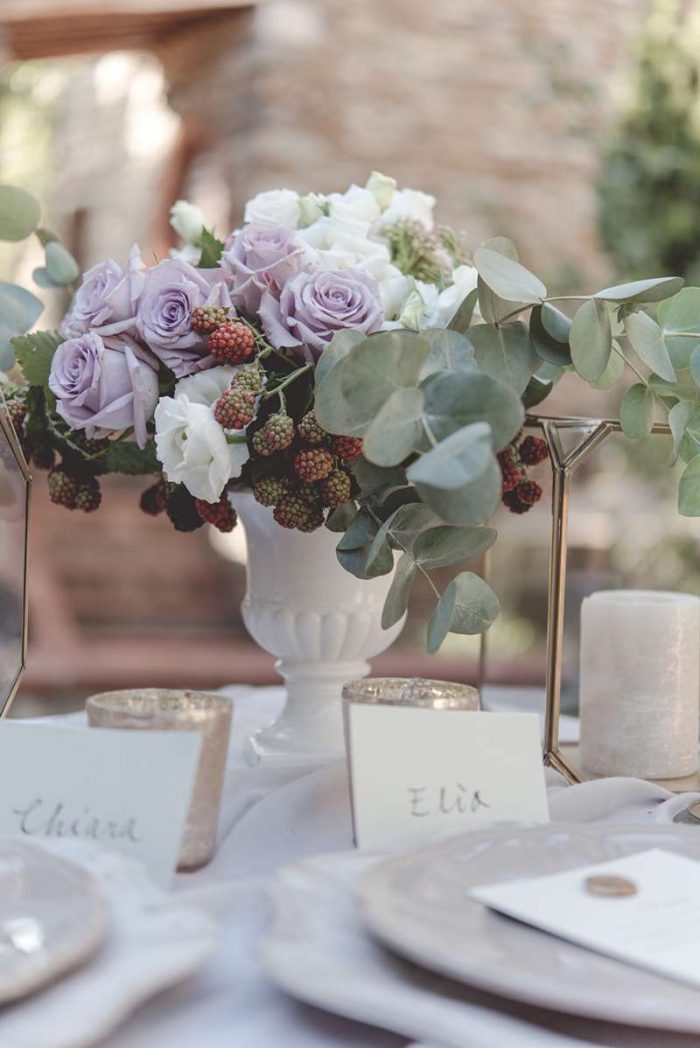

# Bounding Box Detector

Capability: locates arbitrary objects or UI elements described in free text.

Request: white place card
[345,706,549,850]
[0,721,202,887]
[471,849,700,988]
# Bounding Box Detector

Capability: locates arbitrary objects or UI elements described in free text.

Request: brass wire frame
[0,389,31,718]
[526,414,672,784]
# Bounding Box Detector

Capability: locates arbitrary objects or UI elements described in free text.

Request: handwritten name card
[345,706,548,850]
[0,721,202,886]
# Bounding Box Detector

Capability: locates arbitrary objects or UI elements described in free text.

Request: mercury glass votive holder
[86,689,232,871]
[342,677,481,711]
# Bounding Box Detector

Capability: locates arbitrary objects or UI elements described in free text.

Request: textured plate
[360,824,700,1033]
[0,840,107,1004]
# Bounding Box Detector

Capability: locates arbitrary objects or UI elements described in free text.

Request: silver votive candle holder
[342,676,481,711]
[86,688,232,871]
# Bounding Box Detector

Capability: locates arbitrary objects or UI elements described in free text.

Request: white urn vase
[229,492,405,764]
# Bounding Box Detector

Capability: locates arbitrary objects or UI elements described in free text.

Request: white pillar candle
[580,590,700,780]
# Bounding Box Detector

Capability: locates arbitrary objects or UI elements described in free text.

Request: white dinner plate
[0,840,107,1005]
[360,824,700,1034]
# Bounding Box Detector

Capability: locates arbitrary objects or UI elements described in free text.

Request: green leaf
[413,525,497,568]
[427,571,500,653]
[407,423,501,526]
[0,283,44,358]
[336,510,393,579]
[593,345,624,391]
[44,241,80,286]
[0,185,40,241]
[32,267,62,290]
[473,246,546,304]
[365,503,437,571]
[351,458,406,499]
[624,312,675,382]
[468,322,537,394]
[363,386,424,467]
[315,329,365,385]
[668,400,693,466]
[325,501,357,532]
[619,382,653,439]
[657,289,700,370]
[198,229,224,268]
[522,362,564,408]
[447,287,478,333]
[679,406,700,463]
[420,328,476,378]
[381,552,416,629]
[679,455,700,516]
[570,299,612,383]
[529,304,571,366]
[422,370,524,451]
[594,276,684,304]
[12,329,63,385]
[103,440,160,475]
[690,346,700,389]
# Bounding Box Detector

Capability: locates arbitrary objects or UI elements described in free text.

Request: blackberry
[5,396,26,441]
[297,505,325,533]
[74,477,101,513]
[502,489,529,514]
[516,479,542,507]
[294,447,335,483]
[253,476,290,507]
[47,469,80,509]
[191,305,230,335]
[208,321,256,365]
[165,484,205,532]
[140,479,167,516]
[319,468,351,509]
[497,446,525,494]
[232,363,265,394]
[273,493,311,530]
[213,388,256,430]
[332,435,363,461]
[296,411,328,446]
[251,413,295,456]
[31,442,56,471]
[195,496,237,532]
[519,435,549,466]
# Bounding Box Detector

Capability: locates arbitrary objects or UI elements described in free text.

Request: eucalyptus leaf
[473,247,547,304]
[363,387,424,466]
[593,345,624,390]
[594,276,684,304]
[0,185,40,241]
[422,370,524,451]
[336,510,393,579]
[468,322,537,394]
[381,553,416,629]
[680,406,700,463]
[529,304,571,366]
[624,311,675,382]
[619,382,653,439]
[413,525,497,568]
[420,328,476,378]
[408,424,501,525]
[657,289,700,370]
[669,401,694,466]
[379,503,441,550]
[447,287,478,334]
[32,267,61,290]
[315,329,365,385]
[426,571,500,653]
[44,242,80,286]
[325,501,358,532]
[477,276,526,326]
[679,455,700,516]
[521,362,564,408]
[350,459,405,499]
[0,283,43,351]
[690,346,700,389]
[570,299,612,383]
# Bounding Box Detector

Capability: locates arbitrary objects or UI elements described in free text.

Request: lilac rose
[222,223,300,315]
[136,258,234,377]
[61,245,145,338]
[259,268,384,361]
[49,332,159,448]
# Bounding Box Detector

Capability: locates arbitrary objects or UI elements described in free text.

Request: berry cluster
[209,321,256,366]
[498,435,548,514]
[48,469,101,513]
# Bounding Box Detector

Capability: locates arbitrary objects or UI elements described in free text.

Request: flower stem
[263,363,312,400]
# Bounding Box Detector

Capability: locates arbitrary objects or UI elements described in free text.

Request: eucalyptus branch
[365,504,442,602]
[611,341,648,386]
[263,363,312,401]
[496,294,590,328]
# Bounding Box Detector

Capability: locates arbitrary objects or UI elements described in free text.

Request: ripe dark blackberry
[213,388,256,430]
[195,496,237,532]
[165,484,205,532]
[273,493,312,530]
[191,305,230,335]
[319,468,351,508]
[74,477,102,513]
[502,489,529,514]
[253,476,290,507]
[47,469,80,509]
[297,412,328,446]
[208,321,256,365]
[251,413,294,456]
[31,442,56,470]
[519,435,549,466]
[297,505,325,532]
[295,447,334,483]
[140,479,167,516]
[516,479,542,507]
[332,435,363,461]
[232,363,265,394]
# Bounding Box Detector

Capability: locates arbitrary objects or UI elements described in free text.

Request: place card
[0,721,202,887]
[471,848,700,988]
[345,706,548,850]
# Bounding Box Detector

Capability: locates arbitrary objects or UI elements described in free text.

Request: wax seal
[584,874,638,897]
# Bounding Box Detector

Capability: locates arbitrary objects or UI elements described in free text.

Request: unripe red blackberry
[332,435,363,461]
[232,363,265,394]
[165,483,204,532]
[319,468,351,508]
[6,397,26,441]
[251,413,295,456]
[515,479,542,507]
[295,447,335,483]
[297,505,325,532]
[213,387,256,430]
[195,496,237,532]
[208,320,256,365]
[273,493,312,530]
[497,446,525,494]
[253,476,290,507]
[297,411,328,446]
[191,305,230,335]
[48,468,80,509]
[140,479,167,516]
[519,435,549,466]
[74,477,102,513]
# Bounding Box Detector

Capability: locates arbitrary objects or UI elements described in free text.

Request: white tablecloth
[54,686,699,1048]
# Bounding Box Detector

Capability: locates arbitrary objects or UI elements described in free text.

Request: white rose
[360,257,411,318]
[327,185,381,226]
[169,200,206,244]
[380,188,436,231]
[174,365,240,406]
[434,265,479,326]
[365,171,396,211]
[244,189,301,230]
[296,217,390,270]
[154,395,249,503]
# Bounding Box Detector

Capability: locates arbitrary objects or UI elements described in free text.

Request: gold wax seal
[585,874,638,898]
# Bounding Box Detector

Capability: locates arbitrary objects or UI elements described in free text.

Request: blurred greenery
[599,0,700,282]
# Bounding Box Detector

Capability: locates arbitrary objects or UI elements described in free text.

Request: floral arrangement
[1,174,699,652]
